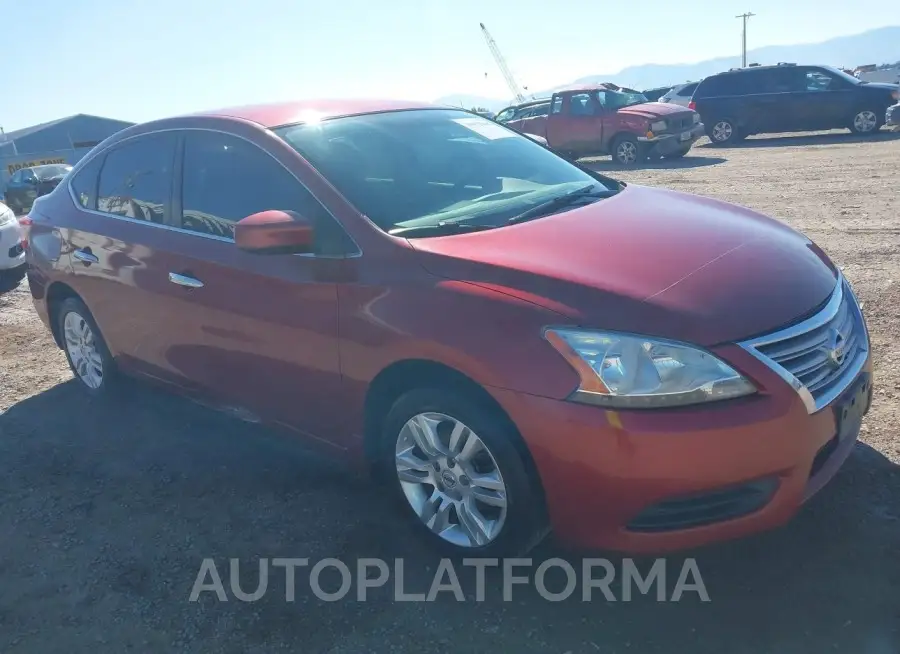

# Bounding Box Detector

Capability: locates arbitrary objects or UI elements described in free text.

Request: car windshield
[606,90,649,108]
[822,66,862,85]
[34,164,72,179]
[275,109,617,235]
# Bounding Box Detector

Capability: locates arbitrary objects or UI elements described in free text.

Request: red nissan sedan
[23,100,872,556]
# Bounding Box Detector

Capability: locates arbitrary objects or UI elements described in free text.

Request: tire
[611,134,644,166]
[706,117,741,145]
[849,108,882,135]
[662,146,691,160]
[56,297,122,397]
[380,388,548,558]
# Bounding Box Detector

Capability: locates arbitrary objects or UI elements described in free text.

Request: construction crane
[479,22,526,103]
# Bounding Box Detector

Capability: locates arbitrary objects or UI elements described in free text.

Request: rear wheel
[849,109,881,135]
[611,135,644,166]
[382,388,548,557]
[57,297,122,397]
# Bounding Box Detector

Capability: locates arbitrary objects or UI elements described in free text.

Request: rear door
[156,129,350,447]
[64,132,189,386]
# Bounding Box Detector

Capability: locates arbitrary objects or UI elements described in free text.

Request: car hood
[861,82,899,92]
[407,186,838,346]
[617,102,690,119]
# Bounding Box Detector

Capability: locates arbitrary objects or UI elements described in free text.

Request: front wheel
[849,109,881,135]
[382,388,548,557]
[611,135,644,166]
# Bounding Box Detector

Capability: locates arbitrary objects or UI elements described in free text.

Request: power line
[735,12,756,68]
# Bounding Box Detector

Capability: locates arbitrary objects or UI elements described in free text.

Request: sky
[1,0,896,131]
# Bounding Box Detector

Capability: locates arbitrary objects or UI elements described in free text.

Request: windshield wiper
[389,221,497,238]
[507,185,619,225]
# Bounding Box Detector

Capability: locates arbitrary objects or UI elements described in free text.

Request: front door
[794,67,857,130]
[157,129,349,447]
[546,92,604,156]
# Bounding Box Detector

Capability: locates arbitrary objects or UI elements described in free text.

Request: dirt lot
[1,131,898,653]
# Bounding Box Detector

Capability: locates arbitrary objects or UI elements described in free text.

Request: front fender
[338,277,581,414]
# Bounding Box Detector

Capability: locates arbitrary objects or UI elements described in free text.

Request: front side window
[10,170,22,183]
[97,133,175,223]
[805,70,834,92]
[274,109,616,236]
[550,96,563,114]
[180,131,349,254]
[568,93,594,116]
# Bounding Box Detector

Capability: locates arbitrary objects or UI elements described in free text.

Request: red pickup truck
[499,83,705,165]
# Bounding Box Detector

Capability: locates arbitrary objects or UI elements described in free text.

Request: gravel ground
[1,130,899,653]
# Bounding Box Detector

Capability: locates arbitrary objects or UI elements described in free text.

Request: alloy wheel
[63,311,104,389]
[395,412,508,548]
[712,120,733,142]
[853,110,878,133]
[615,141,638,165]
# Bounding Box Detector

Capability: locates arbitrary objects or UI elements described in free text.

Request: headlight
[692,113,700,123]
[650,120,666,132]
[0,205,14,226]
[544,328,756,408]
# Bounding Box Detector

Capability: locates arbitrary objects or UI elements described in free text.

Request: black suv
[690,63,900,145]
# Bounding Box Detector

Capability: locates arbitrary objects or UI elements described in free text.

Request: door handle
[73,248,99,264]
[168,272,204,289]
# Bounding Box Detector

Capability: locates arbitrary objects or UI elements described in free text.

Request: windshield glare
[275,109,613,234]
[608,90,649,108]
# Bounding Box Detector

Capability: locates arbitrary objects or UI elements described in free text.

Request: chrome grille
[739,277,869,413]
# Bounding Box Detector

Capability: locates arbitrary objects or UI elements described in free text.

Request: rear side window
[97,133,176,224]
[70,154,105,210]
[696,71,765,97]
[180,131,351,255]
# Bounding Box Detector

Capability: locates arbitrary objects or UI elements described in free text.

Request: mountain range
[435,26,900,110]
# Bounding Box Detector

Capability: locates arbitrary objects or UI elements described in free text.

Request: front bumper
[886,103,900,126]
[489,346,872,553]
[638,123,705,155]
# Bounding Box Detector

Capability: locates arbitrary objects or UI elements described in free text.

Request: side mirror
[234,210,314,254]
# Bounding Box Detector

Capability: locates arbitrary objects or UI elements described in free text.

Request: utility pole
[735,12,755,68]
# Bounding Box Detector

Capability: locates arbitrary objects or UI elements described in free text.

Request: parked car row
[21,98,873,557]
[0,200,27,286]
[689,63,899,145]
[3,163,73,216]
[649,63,899,145]
[495,83,704,165]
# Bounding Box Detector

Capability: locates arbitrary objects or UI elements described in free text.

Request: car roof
[553,82,641,94]
[186,99,440,128]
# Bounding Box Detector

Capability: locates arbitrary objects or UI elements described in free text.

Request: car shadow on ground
[582,155,727,173]
[698,130,900,149]
[0,271,25,296]
[1,381,898,653]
